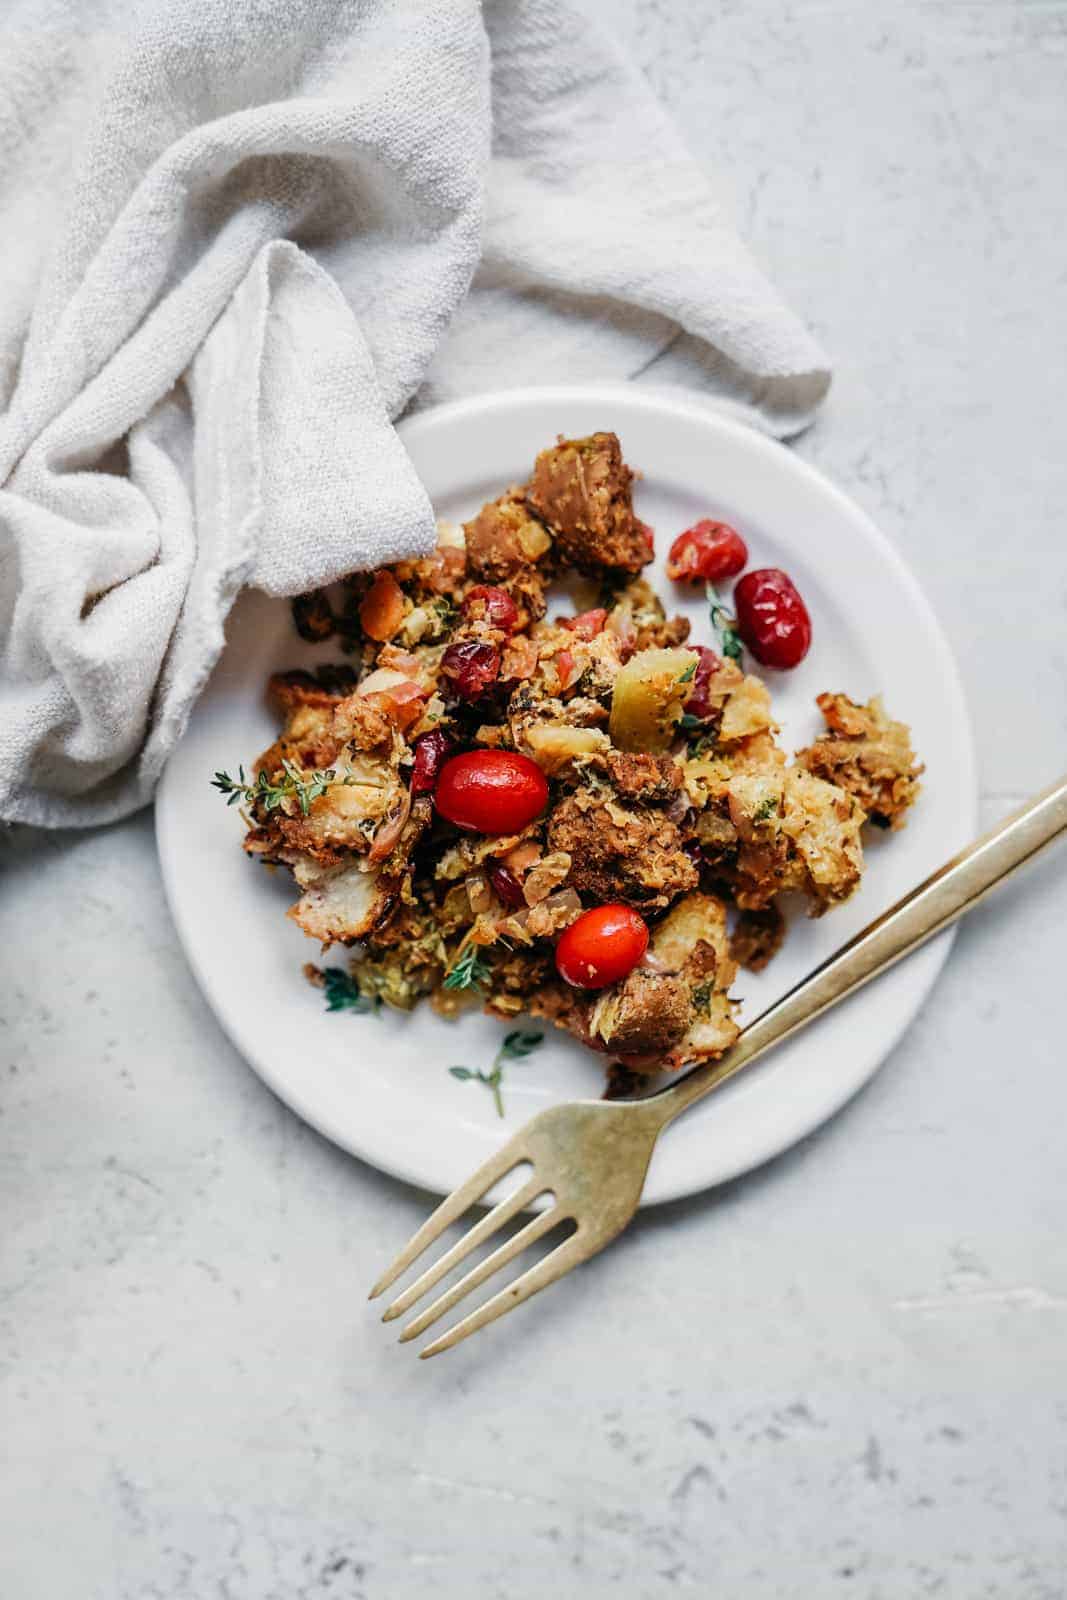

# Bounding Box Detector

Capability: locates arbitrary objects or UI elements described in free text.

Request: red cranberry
[409,730,453,796]
[685,645,721,721]
[733,568,812,670]
[489,864,526,909]
[440,640,501,700]
[461,586,519,631]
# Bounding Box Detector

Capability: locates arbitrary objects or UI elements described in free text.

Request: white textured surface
[3,2,1067,1595]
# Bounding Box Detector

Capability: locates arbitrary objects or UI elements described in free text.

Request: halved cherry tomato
[667,520,748,584]
[733,567,812,670]
[461,586,519,631]
[559,608,607,640]
[555,904,649,990]
[434,750,549,835]
[359,572,406,641]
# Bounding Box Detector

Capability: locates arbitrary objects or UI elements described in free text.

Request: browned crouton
[605,750,682,803]
[463,489,552,581]
[526,433,649,574]
[546,787,699,911]
[588,970,692,1056]
[797,692,922,829]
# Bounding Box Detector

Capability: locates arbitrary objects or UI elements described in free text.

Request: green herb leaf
[677,661,697,684]
[706,581,743,663]
[211,761,344,817]
[677,712,704,732]
[430,597,458,635]
[501,1030,544,1060]
[752,795,779,823]
[322,967,381,1015]
[443,945,493,991]
[211,765,248,806]
[691,981,714,1013]
[447,1029,543,1116]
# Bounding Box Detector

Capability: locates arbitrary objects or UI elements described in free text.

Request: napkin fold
[0,0,830,827]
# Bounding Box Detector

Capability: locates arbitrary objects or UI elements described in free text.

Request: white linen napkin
[0,0,830,827]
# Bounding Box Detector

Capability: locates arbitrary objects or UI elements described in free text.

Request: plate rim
[156,381,977,1205]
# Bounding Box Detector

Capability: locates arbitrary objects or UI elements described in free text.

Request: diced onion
[368,787,412,864]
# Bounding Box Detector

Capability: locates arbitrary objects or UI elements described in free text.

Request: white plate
[156,384,976,1205]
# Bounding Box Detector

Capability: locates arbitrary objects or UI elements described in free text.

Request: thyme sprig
[449,1030,543,1118]
[442,944,493,992]
[212,761,384,818]
[706,581,743,663]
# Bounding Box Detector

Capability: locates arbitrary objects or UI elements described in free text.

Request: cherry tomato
[461,586,519,631]
[733,567,812,670]
[559,608,607,640]
[555,904,649,990]
[434,750,549,835]
[409,730,453,796]
[667,519,748,584]
[440,640,501,700]
[685,644,721,721]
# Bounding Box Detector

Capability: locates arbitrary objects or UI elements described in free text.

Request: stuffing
[546,786,699,911]
[526,432,650,573]
[464,489,553,581]
[224,428,920,1095]
[289,862,399,945]
[796,692,922,829]
[588,970,692,1056]
[603,750,682,803]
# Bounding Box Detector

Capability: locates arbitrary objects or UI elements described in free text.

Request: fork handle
[652,772,1067,1127]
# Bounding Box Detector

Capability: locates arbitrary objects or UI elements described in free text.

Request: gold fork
[371,774,1067,1358]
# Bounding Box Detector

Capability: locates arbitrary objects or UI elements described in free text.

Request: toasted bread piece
[526,432,649,573]
[464,489,552,581]
[797,692,922,829]
[546,786,699,912]
[289,862,397,947]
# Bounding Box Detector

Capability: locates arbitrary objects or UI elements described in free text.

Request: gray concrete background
[3,3,1066,1596]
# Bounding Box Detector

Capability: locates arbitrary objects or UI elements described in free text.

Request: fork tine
[368,1133,530,1300]
[416,1227,586,1359]
[398,1205,564,1343]
[382,1175,545,1322]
